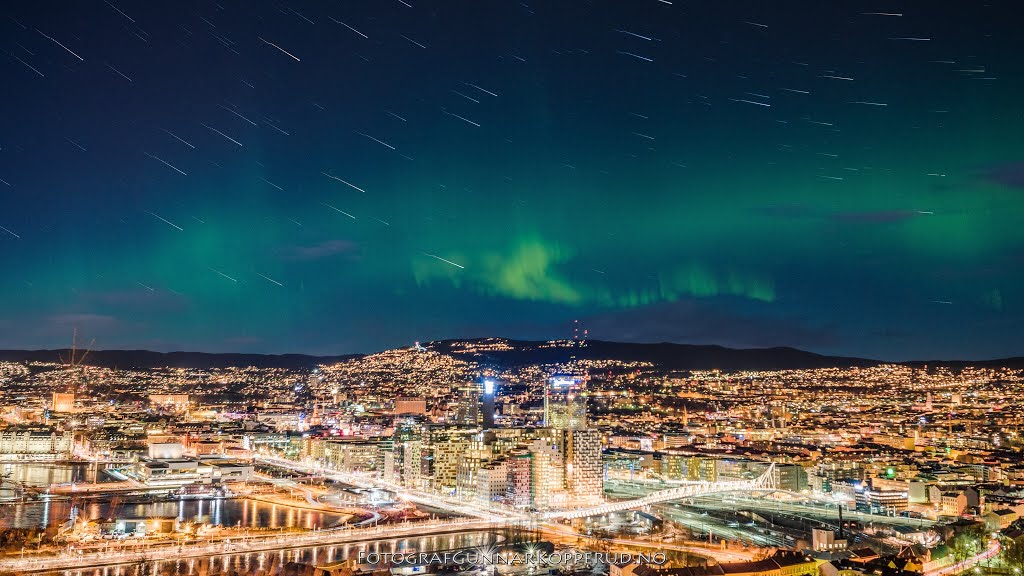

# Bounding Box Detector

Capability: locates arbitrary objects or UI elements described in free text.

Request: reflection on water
[2,462,350,531]
[2,497,349,531]
[35,530,497,576]
[1,461,111,488]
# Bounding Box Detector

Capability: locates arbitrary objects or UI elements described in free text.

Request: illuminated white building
[0,426,73,461]
[567,428,603,504]
[544,376,588,429]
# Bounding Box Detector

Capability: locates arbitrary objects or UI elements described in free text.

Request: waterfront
[0,462,353,530]
[1,496,352,531]
[28,528,499,576]
[1,462,113,489]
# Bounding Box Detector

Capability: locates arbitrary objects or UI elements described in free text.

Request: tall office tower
[383,417,424,488]
[421,426,476,494]
[566,428,603,504]
[455,452,485,501]
[506,450,533,508]
[455,382,482,426]
[482,379,496,429]
[475,459,510,505]
[454,379,498,429]
[544,376,588,429]
[528,433,566,509]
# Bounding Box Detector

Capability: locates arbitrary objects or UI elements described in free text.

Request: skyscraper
[482,378,496,429]
[455,382,482,426]
[567,428,603,504]
[544,376,588,430]
[454,379,497,429]
[383,417,424,488]
[541,375,603,506]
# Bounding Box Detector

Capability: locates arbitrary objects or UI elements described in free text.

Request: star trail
[1,1,1022,360]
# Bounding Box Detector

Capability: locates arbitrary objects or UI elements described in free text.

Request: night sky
[2,2,1023,360]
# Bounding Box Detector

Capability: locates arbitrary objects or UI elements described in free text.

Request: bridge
[544,464,779,520]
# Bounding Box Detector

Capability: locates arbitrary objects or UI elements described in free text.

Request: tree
[1002,538,1024,575]
[951,525,986,565]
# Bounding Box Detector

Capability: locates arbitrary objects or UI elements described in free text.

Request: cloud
[757,203,818,219]
[85,289,188,312]
[985,161,1024,188]
[761,204,919,225]
[581,299,840,350]
[280,239,359,260]
[48,313,119,328]
[830,210,918,224]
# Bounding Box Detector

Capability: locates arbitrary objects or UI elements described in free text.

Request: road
[928,539,1001,576]
[257,455,517,521]
[540,522,756,562]
[605,480,935,528]
[0,518,496,574]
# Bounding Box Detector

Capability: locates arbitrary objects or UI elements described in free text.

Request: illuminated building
[864,487,909,513]
[940,491,969,516]
[566,428,603,503]
[51,392,75,413]
[383,417,424,487]
[454,381,482,426]
[421,426,475,494]
[314,438,382,472]
[0,426,73,461]
[544,376,588,430]
[528,432,566,509]
[811,528,848,551]
[148,440,184,459]
[475,459,510,505]
[133,457,253,486]
[453,379,497,429]
[394,396,427,415]
[149,394,190,412]
[506,449,533,508]
[482,378,496,429]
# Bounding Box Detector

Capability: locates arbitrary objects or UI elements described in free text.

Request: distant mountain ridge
[428,339,879,371]
[0,349,359,370]
[0,339,1020,370]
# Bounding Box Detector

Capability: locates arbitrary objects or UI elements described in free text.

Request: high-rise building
[506,450,533,508]
[455,382,482,426]
[422,426,476,494]
[544,376,587,430]
[383,417,424,487]
[567,428,603,504]
[454,379,497,429]
[528,432,566,509]
[482,379,496,429]
[476,459,510,505]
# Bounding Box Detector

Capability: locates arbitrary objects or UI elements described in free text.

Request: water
[33,530,499,576]
[1,461,111,489]
[2,497,351,531]
[1,462,352,530]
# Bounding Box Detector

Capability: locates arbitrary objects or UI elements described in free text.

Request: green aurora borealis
[1,1,1023,359]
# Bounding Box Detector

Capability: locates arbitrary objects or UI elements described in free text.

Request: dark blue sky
[1,1,1023,360]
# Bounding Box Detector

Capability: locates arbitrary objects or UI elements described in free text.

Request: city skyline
[3,2,1024,361]
[4,2,1024,572]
